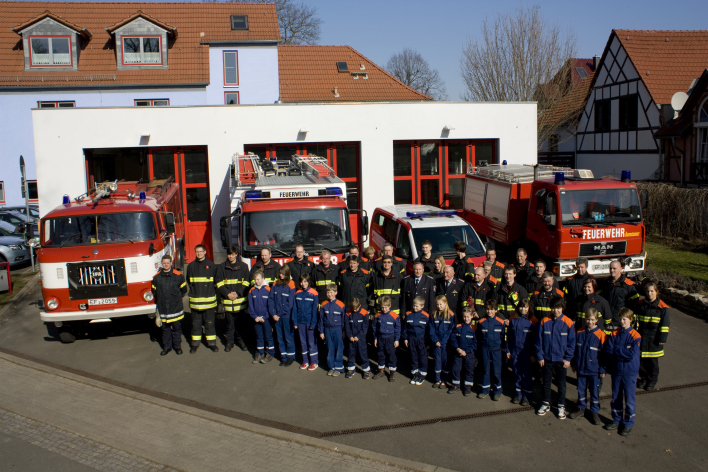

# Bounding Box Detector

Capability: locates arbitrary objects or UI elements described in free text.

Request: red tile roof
[278,45,432,102]
[0,1,280,87]
[539,70,595,126]
[613,29,708,105]
[571,58,594,85]
[12,10,91,38]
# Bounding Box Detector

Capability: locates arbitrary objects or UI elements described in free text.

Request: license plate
[593,263,609,272]
[88,298,118,306]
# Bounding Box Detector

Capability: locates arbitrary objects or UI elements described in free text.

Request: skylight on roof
[337,62,349,73]
[575,67,588,79]
[231,15,248,30]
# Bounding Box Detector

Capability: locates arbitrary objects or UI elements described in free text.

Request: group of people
[151,241,670,436]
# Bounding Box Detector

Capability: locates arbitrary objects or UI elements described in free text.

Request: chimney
[593,55,601,71]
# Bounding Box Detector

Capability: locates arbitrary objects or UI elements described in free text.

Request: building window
[29,36,71,67]
[223,51,239,86]
[0,181,4,204]
[122,36,162,65]
[619,94,638,130]
[230,15,248,30]
[23,181,38,202]
[595,98,612,131]
[698,99,708,164]
[134,99,169,107]
[224,92,240,105]
[38,101,75,108]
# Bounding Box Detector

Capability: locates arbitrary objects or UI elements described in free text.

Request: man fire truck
[461,164,647,280]
[220,153,367,268]
[37,179,185,343]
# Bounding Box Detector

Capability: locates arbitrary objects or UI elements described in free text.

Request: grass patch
[0,271,37,308]
[646,237,708,284]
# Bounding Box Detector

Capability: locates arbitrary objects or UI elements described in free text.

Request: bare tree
[459,5,577,149]
[203,0,322,44]
[386,49,447,100]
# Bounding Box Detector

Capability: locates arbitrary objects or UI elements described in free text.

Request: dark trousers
[191,309,216,346]
[224,311,244,345]
[408,337,428,376]
[274,315,296,361]
[346,337,370,371]
[253,318,275,356]
[480,348,502,394]
[611,373,637,428]
[451,352,475,387]
[577,374,601,414]
[161,320,182,350]
[324,327,344,372]
[542,361,567,407]
[376,336,397,371]
[509,354,532,399]
[639,357,660,385]
[431,343,448,382]
[297,325,318,365]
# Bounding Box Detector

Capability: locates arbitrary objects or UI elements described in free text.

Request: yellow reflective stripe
[163,315,184,323]
[189,277,214,282]
[205,335,217,341]
[190,296,217,302]
[192,335,202,340]
[190,302,218,309]
[637,315,661,323]
[475,300,484,305]
[180,282,187,288]
[151,284,156,290]
[641,350,664,358]
[222,279,247,284]
[535,307,551,311]
[660,327,669,332]
[215,281,225,288]
[629,293,639,300]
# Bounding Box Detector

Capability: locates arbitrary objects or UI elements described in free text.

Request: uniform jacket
[636,298,670,358]
[430,269,444,285]
[534,314,575,363]
[506,315,537,357]
[373,311,401,339]
[268,280,296,317]
[513,261,535,287]
[606,326,641,376]
[373,256,406,275]
[312,263,339,302]
[572,326,606,376]
[318,299,346,332]
[248,285,271,320]
[435,277,465,316]
[287,257,314,288]
[186,258,217,311]
[372,269,404,312]
[450,323,477,353]
[496,282,529,320]
[476,316,506,352]
[337,267,372,306]
[452,255,475,282]
[563,272,595,306]
[402,310,429,340]
[151,268,188,320]
[488,260,505,281]
[400,274,436,314]
[525,275,560,295]
[574,293,612,330]
[429,312,455,345]
[344,308,369,339]
[215,259,250,312]
[599,274,639,324]
[413,254,436,275]
[249,258,282,286]
[292,287,319,329]
[461,280,496,318]
[530,287,565,321]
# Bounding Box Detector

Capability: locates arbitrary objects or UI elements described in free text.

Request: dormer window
[30,36,72,66]
[122,36,162,65]
[231,15,248,30]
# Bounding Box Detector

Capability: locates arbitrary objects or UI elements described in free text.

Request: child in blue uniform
[604,307,641,436]
[293,274,319,371]
[372,296,401,382]
[429,295,454,388]
[569,307,606,424]
[318,283,346,376]
[506,298,536,405]
[248,270,274,364]
[402,296,429,386]
[344,297,371,379]
[269,265,296,366]
[448,306,477,396]
[476,298,506,400]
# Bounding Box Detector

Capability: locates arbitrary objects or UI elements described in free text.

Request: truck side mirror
[640,189,649,210]
[24,222,34,240]
[220,216,230,249]
[395,247,409,259]
[544,197,554,216]
[542,215,551,224]
[164,213,175,235]
[361,215,369,238]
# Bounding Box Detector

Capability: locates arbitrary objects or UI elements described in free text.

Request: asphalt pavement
[0,285,707,471]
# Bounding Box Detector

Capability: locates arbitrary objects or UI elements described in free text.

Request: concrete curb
[0,271,39,323]
[0,350,458,472]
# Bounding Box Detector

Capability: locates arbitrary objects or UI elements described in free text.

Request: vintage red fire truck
[461,164,648,279]
[220,153,367,266]
[37,179,185,343]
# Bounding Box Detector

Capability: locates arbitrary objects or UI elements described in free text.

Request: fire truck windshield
[243,208,350,256]
[411,226,485,257]
[42,212,158,247]
[560,188,642,226]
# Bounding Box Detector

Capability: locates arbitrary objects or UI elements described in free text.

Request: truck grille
[67,259,128,300]
[77,264,118,286]
[578,241,627,257]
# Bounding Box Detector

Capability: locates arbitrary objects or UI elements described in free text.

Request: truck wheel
[0,254,7,264]
[59,330,76,344]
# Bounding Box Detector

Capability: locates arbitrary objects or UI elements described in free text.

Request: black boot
[236,338,248,351]
[160,348,172,356]
[189,345,199,354]
[224,344,234,352]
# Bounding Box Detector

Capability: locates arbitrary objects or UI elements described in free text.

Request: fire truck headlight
[629,259,643,269]
[109,182,119,192]
[46,298,59,310]
[142,291,154,302]
[560,264,576,275]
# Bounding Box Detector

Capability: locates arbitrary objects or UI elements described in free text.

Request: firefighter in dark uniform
[413,240,436,275]
[574,277,612,331]
[485,247,506,281]
[452,241,475,283]
[400,261,436,314]
[337,255,371,307]
[373,243,406,275]
[525,260,559,294]
[337,246,361,273]
[313,249,339,303]
[563,257,595,309]
[186,244,218,353]
[215,246,249,352]
[635,281,670,391]
[461,266,496,322]
[513,248,535,288]
[152,254,188,356]
[530,272,565,323]
[598,260,639,334]
[496,264,529,320]
[249,247,281,286]
[288,244,314,289]
[372,255,404,314]
[435,265,465,320]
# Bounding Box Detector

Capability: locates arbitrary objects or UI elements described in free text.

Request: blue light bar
[406,210,457,218]
[62,194,70,205]
[406,211,430,218]
[325,187,343,196]
[244,190,263,199]
[502,160,508,165]
[554,172,565,185]
[436,210,458,217]
[139,191,146,200]
[270,157,277,162]
[621,170,631,182]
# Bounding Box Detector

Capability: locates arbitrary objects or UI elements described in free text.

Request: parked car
[0,210,38,235]
[0,220,23,237]
[0,205,39,220]
[0,235,30,267]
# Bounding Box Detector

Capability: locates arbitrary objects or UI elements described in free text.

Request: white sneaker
[536,404,550,416]
[557,406,566,420]
[409,376,417,385]
[415,376,425,386]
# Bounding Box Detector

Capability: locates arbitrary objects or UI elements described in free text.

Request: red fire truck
[220,153,367,267]
[461,164,648,279]
[38,179,185,343]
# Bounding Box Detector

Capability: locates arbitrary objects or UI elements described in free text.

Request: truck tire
[0,253,7,264]
[59,330,76,344]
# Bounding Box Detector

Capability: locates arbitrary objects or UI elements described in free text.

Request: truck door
[395,224,413,274]
[529,190,559,258]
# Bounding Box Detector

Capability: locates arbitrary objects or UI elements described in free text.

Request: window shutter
[224,52,238,85]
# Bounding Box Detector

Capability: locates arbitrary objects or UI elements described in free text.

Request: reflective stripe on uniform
[641,350,664,358]
[189,277,214,283]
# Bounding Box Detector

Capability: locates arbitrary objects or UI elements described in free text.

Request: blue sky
[27,0,708,99]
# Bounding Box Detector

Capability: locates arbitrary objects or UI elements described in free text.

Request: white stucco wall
[32,101,537,257]
[206,45,279,105]
[576,153,660,180]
